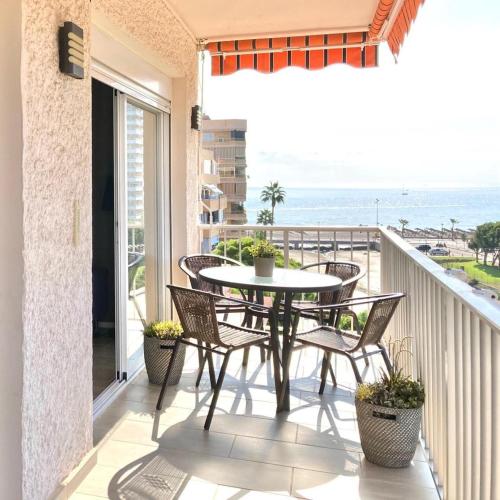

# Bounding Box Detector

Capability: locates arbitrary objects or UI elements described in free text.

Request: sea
[245,187,500,230]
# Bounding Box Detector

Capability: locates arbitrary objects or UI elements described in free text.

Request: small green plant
[356,369,425,409]
[356,337,424,410]
[143,320,183,340]
[249,240,279,259]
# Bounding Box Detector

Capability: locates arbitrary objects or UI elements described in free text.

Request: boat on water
[402,187,409,195]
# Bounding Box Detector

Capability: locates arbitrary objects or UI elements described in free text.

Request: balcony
[77,326,438,499]
[190,223,499,500]
[200,195,228,213]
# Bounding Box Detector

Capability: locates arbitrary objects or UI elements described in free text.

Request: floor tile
[291,467,439,500]
[111,419,236,457]
[230,435,360,475]
[359,457,436,489]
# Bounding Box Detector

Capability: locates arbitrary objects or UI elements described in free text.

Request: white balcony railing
[198,223,500,500]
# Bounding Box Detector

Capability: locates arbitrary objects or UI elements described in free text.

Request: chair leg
[319,352,331,395]
[242,347,250,367]
[380,346,393,373]
[362,347,370,366]
[196,352,207,388]
[156,340,180,410]
[260,345,266,363]
[206,344,217,389]
[267,346,272,360]
[348,355,363,384]
[204,350,232,430]
[328,362,337,387]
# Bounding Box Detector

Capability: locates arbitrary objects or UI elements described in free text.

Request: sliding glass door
[116,93,169,381]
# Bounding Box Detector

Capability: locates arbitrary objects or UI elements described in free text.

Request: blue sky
[202,0,500,189]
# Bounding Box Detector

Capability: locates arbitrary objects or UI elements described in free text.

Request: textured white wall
[21,1,93,498]
[0,0,23,497]
[18,0,199,498]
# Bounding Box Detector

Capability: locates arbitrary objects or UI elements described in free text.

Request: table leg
[277,291,293,412]
[269,291,283,407]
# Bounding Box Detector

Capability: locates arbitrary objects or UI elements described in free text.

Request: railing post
[283,230,289,268]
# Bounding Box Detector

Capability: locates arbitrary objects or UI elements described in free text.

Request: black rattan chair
[296,294,403,391]
[277,294,404,406]
[179,254,267,367]
[156,285,276,430]
[291,261,366,326]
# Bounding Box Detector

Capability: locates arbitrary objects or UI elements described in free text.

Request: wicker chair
[156,285,275,430]
[276,294,404,405]
[179,254,267,367]
[291,261,366,326]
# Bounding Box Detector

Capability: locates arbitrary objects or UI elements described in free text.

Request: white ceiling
[166,0,380,41]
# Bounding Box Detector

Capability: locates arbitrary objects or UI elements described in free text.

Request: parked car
[429,247,450,256]
[416,244,431,253]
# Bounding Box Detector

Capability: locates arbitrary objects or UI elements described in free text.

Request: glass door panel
[125,101,158,377]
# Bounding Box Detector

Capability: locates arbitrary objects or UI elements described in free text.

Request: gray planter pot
[356,399,422,468]
[144,336,185,385]
[254,256,275,277]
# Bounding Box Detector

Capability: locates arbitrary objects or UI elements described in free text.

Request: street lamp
[375,198,380,226]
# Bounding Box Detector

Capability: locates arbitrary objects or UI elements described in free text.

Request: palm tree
[260,181,286,225]
[256,209,273,225]
[398,218,409,238]
[450,218,459,240]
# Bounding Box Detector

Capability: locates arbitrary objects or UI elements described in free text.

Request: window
[230,130,245,140]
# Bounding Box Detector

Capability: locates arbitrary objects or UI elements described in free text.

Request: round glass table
[199,266,342,411]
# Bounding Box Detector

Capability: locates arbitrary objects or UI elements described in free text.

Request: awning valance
[386,0,425,56]
[206,33,378,76]
[203,0,425,76]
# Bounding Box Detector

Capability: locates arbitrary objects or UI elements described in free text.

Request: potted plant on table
[355,355,425,468]
[249,239,278,277]
[143,320,185,385]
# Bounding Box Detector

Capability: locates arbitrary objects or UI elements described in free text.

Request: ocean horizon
[245,187,500,229]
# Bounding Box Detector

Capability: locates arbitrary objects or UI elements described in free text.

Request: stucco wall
[21,1,93,498]
[19,1,199,498]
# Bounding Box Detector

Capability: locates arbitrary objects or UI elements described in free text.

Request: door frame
[91,62,172,415]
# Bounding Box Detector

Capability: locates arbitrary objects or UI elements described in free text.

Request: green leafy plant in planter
[143,320,185,385]
[355,338,425,468]
[249,240,279,277]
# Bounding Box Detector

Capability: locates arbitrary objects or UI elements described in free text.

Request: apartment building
[199,149,227,251]
[202,118,248,224]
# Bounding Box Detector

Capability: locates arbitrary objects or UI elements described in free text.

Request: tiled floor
[74,343,439,499]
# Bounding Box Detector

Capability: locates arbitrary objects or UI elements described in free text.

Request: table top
[199,266,342,293]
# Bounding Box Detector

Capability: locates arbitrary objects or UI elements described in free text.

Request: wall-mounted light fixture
[191,105,201,130]
[58,22,84,79]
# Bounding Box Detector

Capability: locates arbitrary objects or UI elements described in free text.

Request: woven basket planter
[356,399,422,468]
[144,337,186,385]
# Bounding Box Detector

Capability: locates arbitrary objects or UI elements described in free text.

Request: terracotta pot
[254,256,275,277]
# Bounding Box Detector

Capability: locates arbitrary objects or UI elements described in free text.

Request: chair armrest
[296,293,405,312]
[210,292,272,313]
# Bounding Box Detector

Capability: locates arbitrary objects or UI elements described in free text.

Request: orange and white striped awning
[204,0,425,76]
[207,33,378,76]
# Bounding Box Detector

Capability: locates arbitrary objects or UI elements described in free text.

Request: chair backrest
[355,293,404,349]
[179,254,242,294]
[168,285,221,344]
[301,261,365,305]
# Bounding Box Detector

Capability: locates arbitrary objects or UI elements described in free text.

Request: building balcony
[200,195,227,213]
[201,172,220,185]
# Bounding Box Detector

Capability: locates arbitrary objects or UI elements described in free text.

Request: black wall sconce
[191,105,201,130]
[59,22,84,79]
